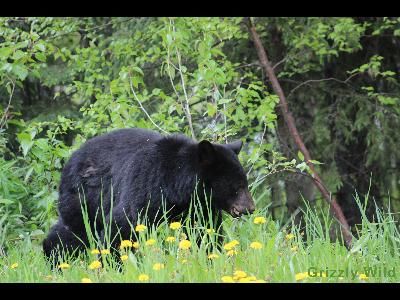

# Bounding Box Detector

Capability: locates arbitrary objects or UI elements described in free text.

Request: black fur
[43,128,254,261]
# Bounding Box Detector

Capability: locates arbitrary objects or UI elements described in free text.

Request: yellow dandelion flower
[100,249,110,255]
[91,249,100,255]
[179,239,191,250]
[10,263,18,269]
[221,276,235,283]
[285,233,295,240]
[169,222,181,230]
[290,245,298,252]
[233,270,247,279]
[145,239,156,246]
[359,273,368,280]
[223,240,239,251]
[58,263,70,270]
[120,240,133,249]
[238,277,252,283]
[207,253,219,260]
[135,224,147,232]
[153,263,165,271]
[133,242,140,249]
[138,274,149,282]
[247,276,257,281]
[206,228,215,234]
[250,242,263,249]
[81,278,92,283]
[165,236,176,243]
[255,279,267,283]
[121,255,129,261]
[88,260,102,270]
[253,216,266,224]
[226,249,238,256]
[295,272,309,281]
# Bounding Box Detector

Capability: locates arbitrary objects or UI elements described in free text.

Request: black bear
[43,128,255,260]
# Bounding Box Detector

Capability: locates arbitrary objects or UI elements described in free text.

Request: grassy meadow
[1,191,399,283]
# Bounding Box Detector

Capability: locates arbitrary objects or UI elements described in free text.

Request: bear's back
[61,128,163,187]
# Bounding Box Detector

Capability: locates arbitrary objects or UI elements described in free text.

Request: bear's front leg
[102,204,136,250]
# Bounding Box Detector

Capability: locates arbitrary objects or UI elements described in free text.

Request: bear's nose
[231,203,255,217]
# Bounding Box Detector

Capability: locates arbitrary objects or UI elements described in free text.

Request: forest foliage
[1,17,400,251]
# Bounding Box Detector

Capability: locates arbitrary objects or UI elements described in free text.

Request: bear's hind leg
[43,220,89,266]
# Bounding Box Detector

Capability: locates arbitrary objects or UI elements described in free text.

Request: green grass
[1,192,400,283]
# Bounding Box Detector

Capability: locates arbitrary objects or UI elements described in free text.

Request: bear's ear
[198,140,216,166]
[227,140,243,155]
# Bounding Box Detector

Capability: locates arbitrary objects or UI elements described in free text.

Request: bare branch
[246,17,353,248]
[169,18,196,140]
[128,74,169,135]
[287,73,361,99]
[0,78,16,130]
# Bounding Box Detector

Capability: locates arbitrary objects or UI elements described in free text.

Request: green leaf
[0,47,13,59]
[297,151,304,161]
[17,132,34,157]
[35,52,46,62]
[218,98,232,105]
[13,64,29,81]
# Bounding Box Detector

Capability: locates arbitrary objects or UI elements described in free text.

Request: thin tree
[246,17,353,248]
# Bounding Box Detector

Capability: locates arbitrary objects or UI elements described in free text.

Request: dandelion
[10,263,18,269]
[255,279,267,283]
[250,242,263,250]
[359,273,368,280]
[138,274,149,282]
[133,242,140,249]
[238,277,252,283]
[91,249,100,255]
[120,240,133,249]
[285,233,295,240]
[121,255,129,261]
[233,270,247,279]
[221,276,235,283]
[253,216,266,224]
[153,263,165,271]
[135,224,147,232]
[88,260,102,270]
[81,278,92,283]
[207,253,219,260]
[58,263,70,270]
[226,249,238,256]
[179,239,191,250]
[145,239,156,246]
[223,240,239,251]
[170,222,181,230]
[100,249,110,255]
[290,245,298,252]
[295,272,309,281]
[206,228,215,234]
[165,236,176,243]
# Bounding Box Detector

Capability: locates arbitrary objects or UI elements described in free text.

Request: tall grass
[1,186,400,283]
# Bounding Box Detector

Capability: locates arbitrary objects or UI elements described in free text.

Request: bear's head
[197,140,255,217]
